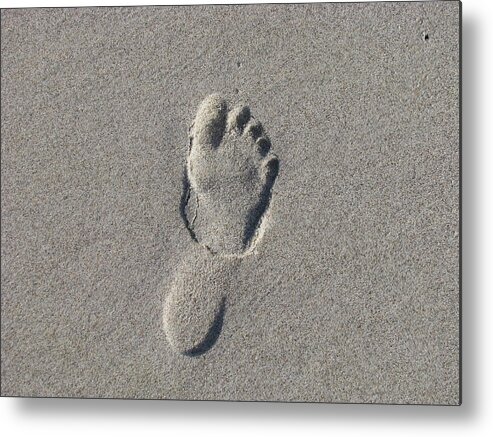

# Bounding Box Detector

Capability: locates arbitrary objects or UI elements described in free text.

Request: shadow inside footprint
[179,165,198,244]
[243,157,280,248]
[183,297,226,357]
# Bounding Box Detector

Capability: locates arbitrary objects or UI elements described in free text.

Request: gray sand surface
[1,2,460,404]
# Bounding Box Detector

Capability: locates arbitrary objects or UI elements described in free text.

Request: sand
[1,2,460,404]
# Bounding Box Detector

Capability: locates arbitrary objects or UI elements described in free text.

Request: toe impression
[227,105,251,134]
[192,94,227,149]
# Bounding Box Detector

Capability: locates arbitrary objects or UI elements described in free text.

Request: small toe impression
[263,155,280,183]
[244,120,264,141]
[256,137,271,157]
[193,94,228,148]
[227,105,251,134]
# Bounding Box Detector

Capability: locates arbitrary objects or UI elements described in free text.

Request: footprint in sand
[163,94,279,356]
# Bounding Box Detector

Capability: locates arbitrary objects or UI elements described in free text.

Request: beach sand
[1,2,460,404]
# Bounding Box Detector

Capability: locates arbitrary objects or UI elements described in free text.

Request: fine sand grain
[1,2,460,404]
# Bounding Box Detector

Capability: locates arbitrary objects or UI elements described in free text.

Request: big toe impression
[192,94,228,149]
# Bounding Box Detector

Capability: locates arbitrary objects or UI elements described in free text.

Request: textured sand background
[1,2,460,404]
